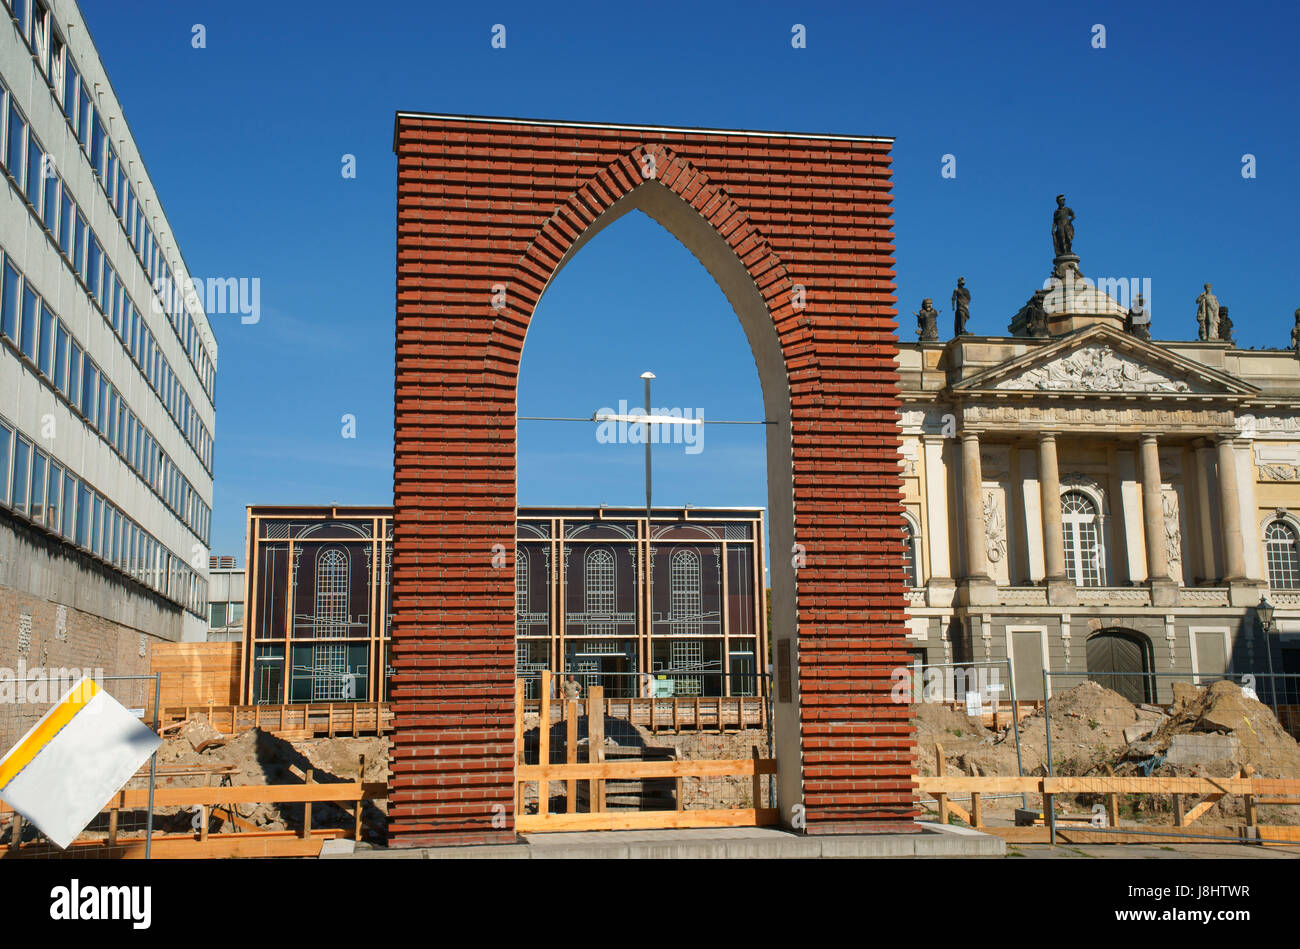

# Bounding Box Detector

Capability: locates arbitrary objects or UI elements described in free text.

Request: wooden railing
[515,674,776,832]
[2,776,387,858]
[157,701,393,738]
[921,754,1300,846]
[522,694,766,732]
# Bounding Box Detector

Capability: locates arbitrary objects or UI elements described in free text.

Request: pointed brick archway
[391,113,914,846]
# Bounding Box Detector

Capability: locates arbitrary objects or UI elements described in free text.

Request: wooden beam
[538,670,551,818]
[517,807,779,833]
[566,701,578,814]
[517,758,777,782]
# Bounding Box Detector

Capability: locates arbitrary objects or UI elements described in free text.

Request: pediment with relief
[993,344,1204,394]
[952,325,1256,398]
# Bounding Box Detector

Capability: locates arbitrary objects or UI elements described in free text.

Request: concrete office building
[206,556,243,643]
[0,0,216,680]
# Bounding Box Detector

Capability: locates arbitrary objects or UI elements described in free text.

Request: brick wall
[391,114,915,845]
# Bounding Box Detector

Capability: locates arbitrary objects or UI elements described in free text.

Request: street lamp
[1256,595,1279,717]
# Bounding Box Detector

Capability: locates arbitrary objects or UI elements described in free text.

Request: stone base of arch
[389,113,915,846]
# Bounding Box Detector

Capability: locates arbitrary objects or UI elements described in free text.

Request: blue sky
[78,0,1300,564]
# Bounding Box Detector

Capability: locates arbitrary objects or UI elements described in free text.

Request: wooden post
[199,804,209,842]
[514,679,526,819]
[8,814,22,854]
[538,671,551,817]
[1043,790,1055,845]
[328,703,335,739]
[589,686,605,813]
[302,769,313,839]
[1103,765,1121,829]
[351,703,358,738]
[934,743,949,824]
[1242,765,1257,827]
[751,746,762,815]
[107,808,119,848]
[566,700,578,814]
[970,792,983,829]
[1173,794,1185,827]
[354,755,365,842]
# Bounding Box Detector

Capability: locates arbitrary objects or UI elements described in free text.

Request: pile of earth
[142,716,390,839]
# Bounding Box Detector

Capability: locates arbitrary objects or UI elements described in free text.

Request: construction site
[6,651,1300,856]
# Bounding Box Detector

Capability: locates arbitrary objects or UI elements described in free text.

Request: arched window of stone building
[902,516,920,587]
[670,549,703,636]
[314,548,348,636]
[584,547,616,635]
[1265,519,1300,590]
[1061,491,1104,587]
[515,548,528,634]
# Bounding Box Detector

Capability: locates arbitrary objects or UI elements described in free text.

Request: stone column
[960,432,989,581]
[1038,433,1066,581]
[1216,435,1246,581]
[1139,434,1168,581]
[922,435,956,607]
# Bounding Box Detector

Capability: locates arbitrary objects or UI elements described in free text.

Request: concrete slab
[334,824,1005,859]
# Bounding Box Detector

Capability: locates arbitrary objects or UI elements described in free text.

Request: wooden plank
[517,758,777,781]
[302,769,314,839]
[934,743,948,825]
[1182,794,1225,826]
[589,686,605,814]
[517,807,780,833]
[914,776,1300,795]
[566,701,578,815]
[538,671,551,819]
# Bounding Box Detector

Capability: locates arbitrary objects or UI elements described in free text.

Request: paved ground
[327,822,1004,858]
[322,825,1300,859]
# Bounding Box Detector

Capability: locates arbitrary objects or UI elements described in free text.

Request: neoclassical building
[899,236,1300,707]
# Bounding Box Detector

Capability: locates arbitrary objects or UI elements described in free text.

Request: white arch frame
[1060,489,1106,587]
[901,511,921,588]
[1261,511,1300,591]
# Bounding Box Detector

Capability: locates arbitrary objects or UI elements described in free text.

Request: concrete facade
[0,1,216,679]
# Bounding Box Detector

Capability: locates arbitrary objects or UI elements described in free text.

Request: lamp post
[1257,595,1279,717]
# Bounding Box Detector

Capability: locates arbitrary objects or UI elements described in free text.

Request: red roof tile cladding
[391,114,914,845]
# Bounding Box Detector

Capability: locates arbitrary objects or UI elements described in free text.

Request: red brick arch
[392,113,914,846]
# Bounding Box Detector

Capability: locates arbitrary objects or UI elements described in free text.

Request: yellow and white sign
[0,677,161,849]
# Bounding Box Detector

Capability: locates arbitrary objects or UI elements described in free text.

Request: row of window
[902,496,1300,592]
[1,247,211,545]
[6,0,216,405]
[0,413,207,617]
[0,83,214,474]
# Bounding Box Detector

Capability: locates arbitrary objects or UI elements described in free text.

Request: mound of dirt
[147,717,390,838]
[1140,680,1300,778]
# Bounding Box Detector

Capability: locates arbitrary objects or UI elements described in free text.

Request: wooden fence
[157,702,393,739]
[515,673,777,832]
[2,774,387,859]
[921,746,1300,846]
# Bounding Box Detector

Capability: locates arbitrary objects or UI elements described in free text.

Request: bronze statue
[914,298,940,341]
[952,278,971,336]
[1196,283,1220,340]
[1292,308,1300,355]
[1127,294,1151,341]
[1026,289,1050,338]
[1052,194,1075,257]
[1218,305,1233,345]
